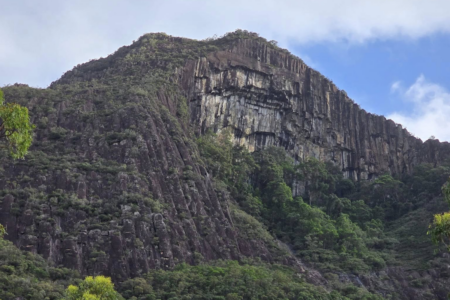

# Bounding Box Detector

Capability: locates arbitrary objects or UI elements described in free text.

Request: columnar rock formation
[181,39,450,180]
[1,32,450,298]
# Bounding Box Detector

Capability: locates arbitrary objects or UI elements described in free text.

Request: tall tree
[64,276,123,300]
[0,88,34,159]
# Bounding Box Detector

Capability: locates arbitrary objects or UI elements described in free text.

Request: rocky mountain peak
[48,30,450,181]
[2,30,450,299]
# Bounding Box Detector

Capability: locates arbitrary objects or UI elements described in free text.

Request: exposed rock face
[0,79,291,281]
[182,39,450,180]
[1,32,450,299]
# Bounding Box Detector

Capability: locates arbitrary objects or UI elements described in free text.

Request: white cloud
[391,81,401,92]
[2,0,450,87]
[387,75,450,142]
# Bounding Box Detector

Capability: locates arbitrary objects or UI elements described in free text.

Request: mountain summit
[1,30,450,299]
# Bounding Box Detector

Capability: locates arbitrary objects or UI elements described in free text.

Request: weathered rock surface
[182,39,450,180]
[0,81,292,281]
[1,32,450,299]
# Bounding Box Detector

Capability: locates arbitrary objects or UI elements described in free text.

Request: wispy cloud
[387,75,450,142]
[391,81,402,92]
[3,0,450,87]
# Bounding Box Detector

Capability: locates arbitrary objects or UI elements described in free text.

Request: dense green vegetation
[117,260,376,300]
[0,237,380,300]
[0,87,34,159]
[197,130,450,277]
[0,239,79,300]
[199,132,376,273]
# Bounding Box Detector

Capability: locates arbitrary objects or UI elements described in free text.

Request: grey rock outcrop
[181,39,450,180]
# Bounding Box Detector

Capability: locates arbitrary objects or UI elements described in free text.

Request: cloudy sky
[2,0,450,141]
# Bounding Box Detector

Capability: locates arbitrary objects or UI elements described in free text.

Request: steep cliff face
[1,31,450,299]
[0,82,292,280]
[0,34,298,281]
[182,39,450,181]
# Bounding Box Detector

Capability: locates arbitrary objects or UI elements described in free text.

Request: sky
[2,0,450,141]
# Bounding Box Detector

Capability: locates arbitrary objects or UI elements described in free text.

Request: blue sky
[290,34,450,141]
[2,0,450,141]
[293,34,450,116]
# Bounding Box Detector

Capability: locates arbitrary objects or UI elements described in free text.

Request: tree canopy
[64,276,123,300]
[428,177,450,251]
[0,223,5,239]
[0,87,34,159]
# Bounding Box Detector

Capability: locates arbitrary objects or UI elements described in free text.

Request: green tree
[0,88,34,159]
[428,177,450,251]
[285,197,338,250]
[64,276,123,300]
[119,277,155,300]
[296,158,330,205]
[336,214,367,255]
[0,223,5,239]
[327,195,351,218]
[196,129,233,181]
[428,212,450,251]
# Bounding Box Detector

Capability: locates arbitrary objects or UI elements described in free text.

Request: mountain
[1,30,450,299]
